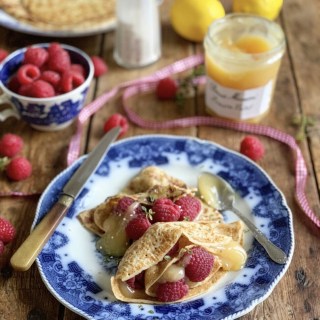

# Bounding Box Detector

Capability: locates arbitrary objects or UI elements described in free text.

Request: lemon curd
[204,14,285,122]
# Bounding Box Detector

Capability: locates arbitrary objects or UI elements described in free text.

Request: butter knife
[10,126,121,271]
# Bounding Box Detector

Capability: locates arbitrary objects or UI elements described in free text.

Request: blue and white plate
[33,135,294,320]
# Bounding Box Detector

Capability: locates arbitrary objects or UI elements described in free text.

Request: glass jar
[204,13,285,122]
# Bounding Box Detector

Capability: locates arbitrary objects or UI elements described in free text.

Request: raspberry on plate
[152,198,181,222]
[126,271,145,290]
[0,217,16,244]
[175,195,201,221]
[156,77,178,100]
[240,135,265,161]
[6,157,32,181]
[103,113,129,137]
[0,133,23,158]
[182,246,214,282]
[125,216,151,240]
[156,279,189,302]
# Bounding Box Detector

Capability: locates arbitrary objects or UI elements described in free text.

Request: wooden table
[1,1,319,319]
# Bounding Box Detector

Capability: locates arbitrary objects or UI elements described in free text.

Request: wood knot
[27,308,47,320]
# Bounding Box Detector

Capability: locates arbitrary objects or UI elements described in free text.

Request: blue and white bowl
[0,43,94,131]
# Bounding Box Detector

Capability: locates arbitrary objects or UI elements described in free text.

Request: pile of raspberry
[115,194,201,242]
[126,245,215,302]
[0,133,32,181]
[7,42,88,98]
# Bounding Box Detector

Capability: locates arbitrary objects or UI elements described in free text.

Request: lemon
[233,0,283,20]
[170,0,225,42]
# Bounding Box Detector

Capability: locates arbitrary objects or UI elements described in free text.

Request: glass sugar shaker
[113,0,162,68]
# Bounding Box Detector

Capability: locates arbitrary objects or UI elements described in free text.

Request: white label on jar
[205,77,274,120]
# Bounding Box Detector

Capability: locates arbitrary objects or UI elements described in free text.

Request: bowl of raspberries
[0,42,94,131]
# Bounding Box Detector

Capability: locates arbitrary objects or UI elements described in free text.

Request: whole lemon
[233,0,283,20]
[170,0,225,42]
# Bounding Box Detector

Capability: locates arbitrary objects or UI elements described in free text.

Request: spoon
[198,172,288,265]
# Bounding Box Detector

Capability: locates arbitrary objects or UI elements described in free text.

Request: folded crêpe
[78,166,222,237]
[111,220,247,304]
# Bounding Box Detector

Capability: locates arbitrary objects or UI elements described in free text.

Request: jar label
[205,77,274,120]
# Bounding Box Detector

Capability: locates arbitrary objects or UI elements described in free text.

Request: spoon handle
[232,206,288,264]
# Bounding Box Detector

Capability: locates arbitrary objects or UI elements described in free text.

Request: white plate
[0,10,115,37]
[33,135,294,320]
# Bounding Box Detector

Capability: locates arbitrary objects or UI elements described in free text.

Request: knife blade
[10,126,121,271]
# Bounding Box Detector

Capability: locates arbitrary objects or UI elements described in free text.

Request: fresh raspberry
[71,64,86,77]
[17,64,41,85]
[0,133,24,158]
[59,70,85,93]
[126,271,145,290]
[103,113,129,137]
[175,195,201,221]
[0,217,16,244]
[0,240,4,255]
[23,47,48,67]
[6,157,32,181]
[125,216,151,240]
[156,279,189,302]
[39,70,61,88]
[0,48,9,63]
[7,75,21,93]
[47,42,63,55]
[24,79,55,98]
[115,196,135,213]
[156,77,178,100]
[91,56,108,77]
[152,198,181,223]
[182,246,214,282]
[48,47,71,73]
[240,135,265,161]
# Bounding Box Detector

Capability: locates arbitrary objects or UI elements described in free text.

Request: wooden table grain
[1,1,319,319]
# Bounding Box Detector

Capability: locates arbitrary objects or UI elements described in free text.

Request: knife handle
[10,195,73,271]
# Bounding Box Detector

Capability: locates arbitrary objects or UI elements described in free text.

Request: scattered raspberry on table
[91,55,108,77]
[156,77,178,100]
[0,133,24,158]
[103,113,129,137]
[0,217,16,244]
[5,157,32,181]
[240,135,265,161]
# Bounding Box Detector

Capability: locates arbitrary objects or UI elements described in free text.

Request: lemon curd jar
[204,14,285,122]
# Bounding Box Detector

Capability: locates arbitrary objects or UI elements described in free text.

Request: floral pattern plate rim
[34,134,294,320]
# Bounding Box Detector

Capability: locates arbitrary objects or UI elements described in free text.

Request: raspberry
[0,133,24,158]
[115,196,135,214]
[182,246,214,282]
[23,47,48,67]
[25,79,55,98]
[0,48,9,63]
[60,70,85,93]
[156,279,189,302]
[166,242,179,258]
[91,56,108,77]
[0,240,4,255]
[17,64,40,85]
[0,217,16,244]
[48,47,71,73]
[240,135,265,161]
[125,216,151,240]
[103,113,129,137]
[126,271,145,290]
[7,76,21,93]
[156,77,178,100]
[71,64,86,77]
[6,157,32,181]
[47,42,63,55]
[175,195,201,221]
[152,198,181,222]
[40,70,61,88]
